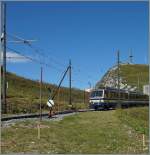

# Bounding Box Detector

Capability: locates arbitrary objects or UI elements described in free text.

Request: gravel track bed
[1,112,77,128]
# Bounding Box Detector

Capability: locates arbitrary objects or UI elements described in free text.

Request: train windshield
[90,91,103,97]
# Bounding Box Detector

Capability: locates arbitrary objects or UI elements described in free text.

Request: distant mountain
[96,64,149,92]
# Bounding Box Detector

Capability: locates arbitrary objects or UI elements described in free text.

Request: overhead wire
[7,47,64,72]
[7,33,66,69]
[72,66,98,81]
[7,33,71,85]
[7,47,70,89]
[7,33,97,81]
[27,44,66,68]
[7,33,99,88]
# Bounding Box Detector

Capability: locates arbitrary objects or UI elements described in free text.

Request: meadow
[1,107,149,154]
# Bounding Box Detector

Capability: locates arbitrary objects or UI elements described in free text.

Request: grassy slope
[116,107,149,136]
[96,64,149,90]
[1,107,149,154]
[5,72,89,114]
[120,64,149,91]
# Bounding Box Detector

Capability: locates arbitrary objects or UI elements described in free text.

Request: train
[89,87,149,110]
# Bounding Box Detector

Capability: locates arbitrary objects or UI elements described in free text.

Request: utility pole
[38,67,42,140]
[137,73,141,91]
[69,60,72,106]
[137,74,140,92]
[1,2,7,113]
[0,2,2,116]
[83,89,86,104]
[52,66,69,100]
[40,67,42,121]
[117,50,121,108]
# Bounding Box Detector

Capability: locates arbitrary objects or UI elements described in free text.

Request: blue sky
[6,1,149,90]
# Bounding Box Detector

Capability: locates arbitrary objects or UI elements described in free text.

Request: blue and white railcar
[89,87,149,110]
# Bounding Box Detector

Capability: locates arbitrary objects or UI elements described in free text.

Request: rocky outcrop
[95,64,137,91]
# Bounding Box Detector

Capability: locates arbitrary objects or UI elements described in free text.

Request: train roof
[92,87,145,95]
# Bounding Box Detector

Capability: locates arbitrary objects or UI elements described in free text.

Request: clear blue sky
[6,1,149,90]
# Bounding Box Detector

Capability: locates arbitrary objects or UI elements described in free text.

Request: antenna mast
[129,49,133,64]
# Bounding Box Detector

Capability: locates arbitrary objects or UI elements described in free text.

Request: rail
[1,109,94,121]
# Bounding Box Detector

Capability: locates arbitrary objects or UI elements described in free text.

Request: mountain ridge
[96,63,149,92]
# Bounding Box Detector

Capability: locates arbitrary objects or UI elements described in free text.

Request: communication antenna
[129,49,133,64]
[7,34,37,45]
[117,50,121,108]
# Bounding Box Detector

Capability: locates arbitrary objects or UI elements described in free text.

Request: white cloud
[1,51,30,63]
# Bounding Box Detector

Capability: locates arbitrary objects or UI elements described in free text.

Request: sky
[4,1,149,90]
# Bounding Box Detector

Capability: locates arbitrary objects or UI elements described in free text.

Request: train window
[107,91,110,98]
[141,95,144,99]
[90,91,103,97]
[111,92,114,99]
[110,92,116,99]
[90,91,96,97]
[120,93,123,99]
[125,93,128,99]
[123,93,125,99]
[109,92,112,98]
[107,92,110,98]
[121,92,124,99]
[122,93,124,99]
[120,93,122,99]
[104,91,108,98]
[112,92,116,99]
[136,94,140,99]
[97,91,103,97]
[115,92,118,98]
[131,93,136,99]
[131,94,133,99]
[132,94,134,99]
[129,94,132,99]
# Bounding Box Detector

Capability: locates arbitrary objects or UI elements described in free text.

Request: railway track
[1,109,94,122]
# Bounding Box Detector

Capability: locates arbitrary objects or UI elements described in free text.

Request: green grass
[120,64,149,91]
[1,109,149,154]
[116,107,149,136]
[3,72,89,114]
[96,64,149,90]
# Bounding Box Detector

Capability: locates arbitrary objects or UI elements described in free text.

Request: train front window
[91,91,103,97]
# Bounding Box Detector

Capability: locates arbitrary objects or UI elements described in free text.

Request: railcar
[89,87,149,110]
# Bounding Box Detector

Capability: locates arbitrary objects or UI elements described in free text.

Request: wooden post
[37,122,40,139]
[40,67,42,121]
[69,60,72,106]
[143,134,145,147]
[84,89,85,104]
[38,67,42,139]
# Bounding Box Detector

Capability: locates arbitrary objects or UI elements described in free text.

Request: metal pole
[52,66,69,100]
[129,49,133,64]
[69,60,72,106]
[137,75,140,92]
[57,87,60,113]
[2,3,7,114]
[40,67,42,121]
[0,1,2,116]
[117,50,121,108]
[83,89,85,104]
